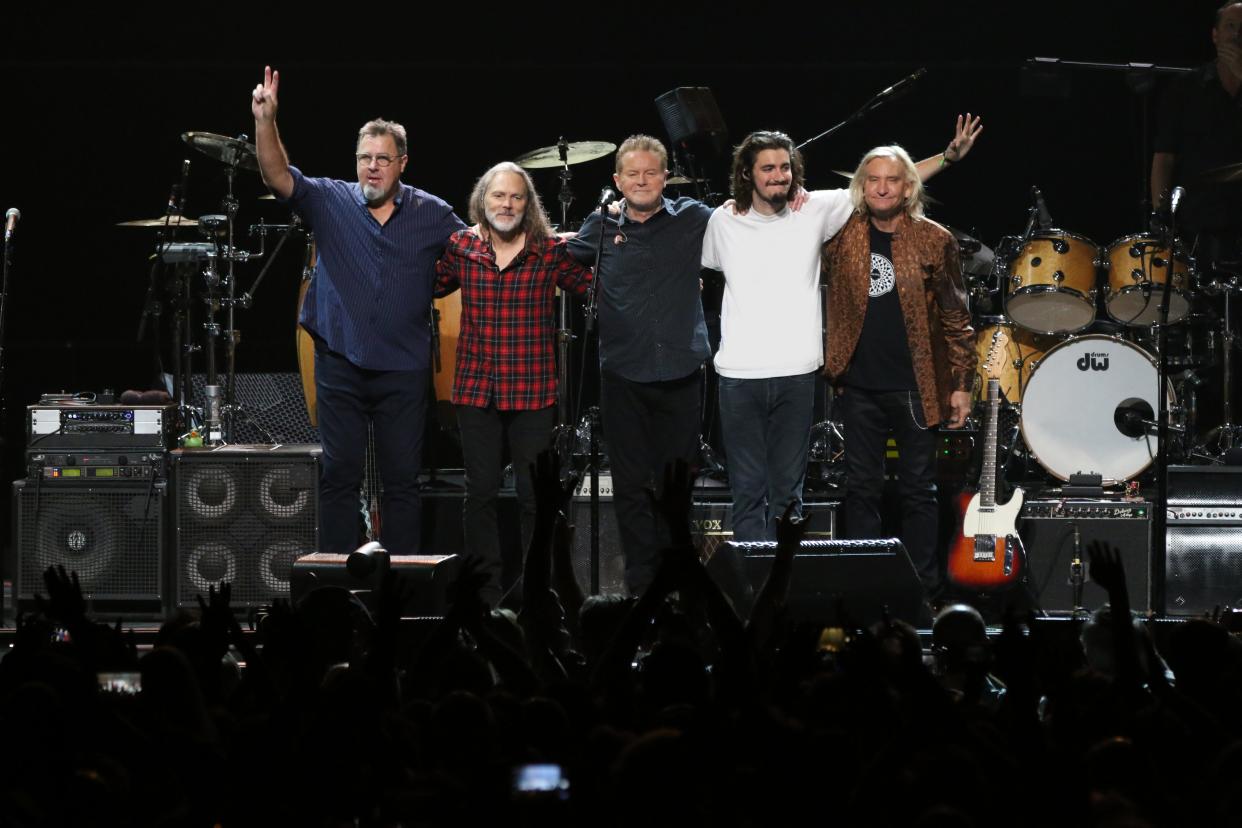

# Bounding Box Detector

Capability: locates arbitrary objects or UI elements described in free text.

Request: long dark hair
[729,130,805,213]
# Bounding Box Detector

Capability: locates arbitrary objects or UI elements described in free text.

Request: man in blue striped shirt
[252,66,465,555]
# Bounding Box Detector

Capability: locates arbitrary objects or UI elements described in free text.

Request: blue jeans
[315,346,428,555]
[717,372,817,542]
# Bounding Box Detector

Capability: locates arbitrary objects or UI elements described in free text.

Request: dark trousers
[315,346,427,556]
[456,404,556,603]
[717,371,817,542]
[839,387,940,594]
[600,369,702,594]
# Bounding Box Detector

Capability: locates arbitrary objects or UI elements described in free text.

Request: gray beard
[488,215,521,234]
[362,183,387,204]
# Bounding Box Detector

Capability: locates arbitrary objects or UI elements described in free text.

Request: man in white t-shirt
[702,121,980,541]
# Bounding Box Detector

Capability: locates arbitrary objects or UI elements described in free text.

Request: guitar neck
[980,381,1000,508]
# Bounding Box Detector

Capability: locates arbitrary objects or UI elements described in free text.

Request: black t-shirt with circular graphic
[840,223,919,392]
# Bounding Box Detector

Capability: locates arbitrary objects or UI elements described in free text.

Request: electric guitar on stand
[947,328,1026,590]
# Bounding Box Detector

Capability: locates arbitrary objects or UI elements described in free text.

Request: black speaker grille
[14,481,165,603]
[1166,526,1242,614]
[173,448,319,608]
[571,497,626,596]
[1168,466,1242,507]
[190,372,318,444]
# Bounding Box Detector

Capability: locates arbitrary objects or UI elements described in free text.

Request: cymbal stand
[1203,279,1242,455]
[219,151,243,442]
[199,214,226,442]
[552,137,578,471]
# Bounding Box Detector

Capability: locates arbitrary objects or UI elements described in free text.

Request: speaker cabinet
[1165,466,1242,615]
[1166,527,1242,614]
[692,497,838,560]
[571,493,626,596]
[1018,500,1152,613]
[12,479,167,617]
[171,446,320,609]
[715,538,927,627]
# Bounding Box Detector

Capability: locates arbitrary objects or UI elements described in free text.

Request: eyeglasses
[356,153,403,167]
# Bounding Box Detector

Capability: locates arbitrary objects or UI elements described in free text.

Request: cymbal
[182,131,259,171]
[117,215,199,228]
[667,175,706,185]
[515,140,616,169]
[1197,160,1242,183]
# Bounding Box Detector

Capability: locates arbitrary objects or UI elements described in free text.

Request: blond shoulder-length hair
[848,145,926,219]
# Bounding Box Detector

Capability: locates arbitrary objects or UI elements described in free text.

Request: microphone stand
[572,198,611,595]
[0,216,15,416]
[796,68,926,153]
[1151,192,1178,616]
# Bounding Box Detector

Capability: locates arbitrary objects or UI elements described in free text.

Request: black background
[0,2,1218,539]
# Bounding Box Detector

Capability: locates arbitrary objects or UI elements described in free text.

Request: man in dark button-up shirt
[569,135,713,594]
[252,66,464,556]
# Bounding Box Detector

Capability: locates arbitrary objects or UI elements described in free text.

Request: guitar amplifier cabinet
[171,445,320,610]
[692,496,839,561]
[1018,499,1152,613]
[1166,466,1242,615]
[11,478,168,618]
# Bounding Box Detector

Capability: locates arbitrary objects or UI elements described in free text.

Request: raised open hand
[251,65,280,122]
[945,113,983,163]
[38,564,87,628]
[1087,540,1127,599]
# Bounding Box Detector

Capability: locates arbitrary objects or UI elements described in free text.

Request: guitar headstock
[983,327,1010,401]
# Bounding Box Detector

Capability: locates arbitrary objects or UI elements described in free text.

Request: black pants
[600,369,702,594]
[315,346,427,555]
[840,387,940,595]
[456,404,556,604]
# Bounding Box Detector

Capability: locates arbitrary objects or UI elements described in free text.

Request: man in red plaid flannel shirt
[435,162,591,605]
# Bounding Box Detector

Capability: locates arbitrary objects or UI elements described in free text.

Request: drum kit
[958,201,1239,490]
[123,131,304,443]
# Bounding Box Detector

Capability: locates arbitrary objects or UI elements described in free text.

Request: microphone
[176,159,191,215]
[166,160,190,216]
[4,207,19,242]
[1169,185,1185,216]
[597,187,617,209]
[1032,187,1053,230]
[874,68,927,101]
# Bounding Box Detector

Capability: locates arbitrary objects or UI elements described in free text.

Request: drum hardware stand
[1201,279,1242,456]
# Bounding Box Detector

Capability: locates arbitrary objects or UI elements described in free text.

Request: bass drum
[1020,334,1174,484]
